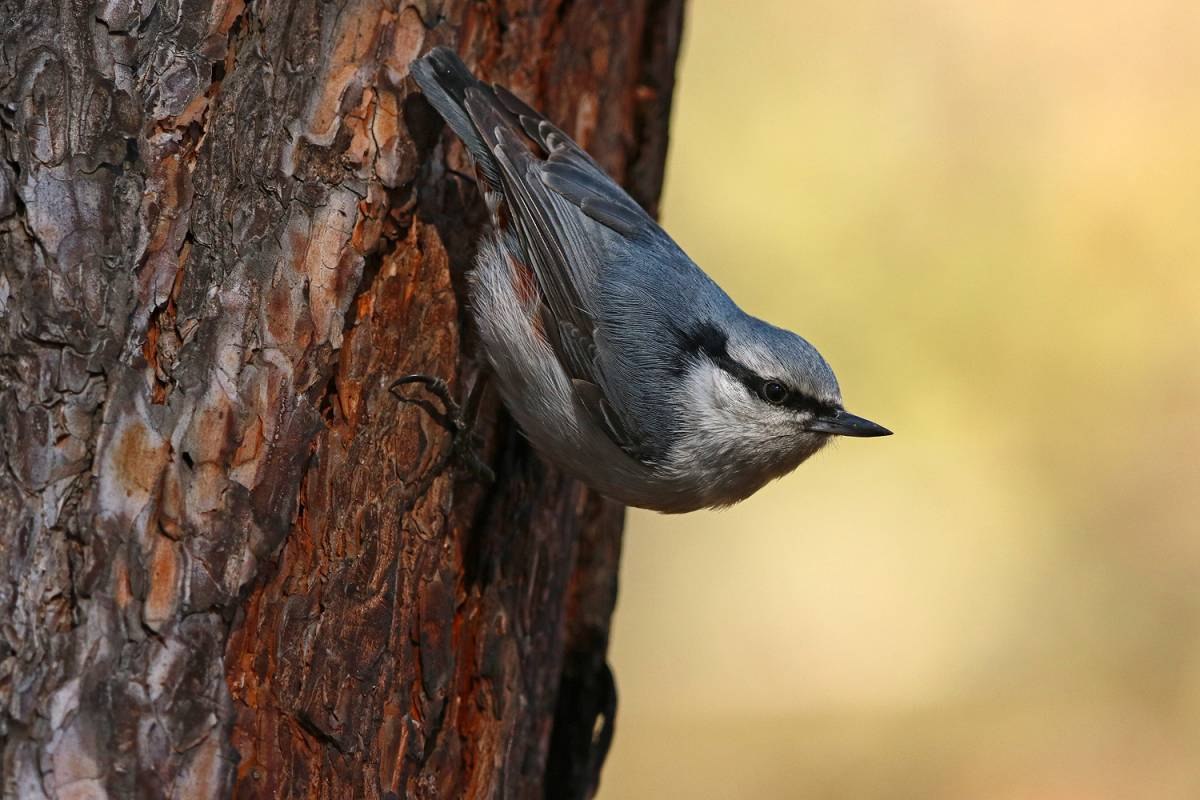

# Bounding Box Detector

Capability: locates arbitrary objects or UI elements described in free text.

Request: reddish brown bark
[0,0,683,797]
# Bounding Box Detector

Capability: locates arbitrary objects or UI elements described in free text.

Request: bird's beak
[806,409,892,438]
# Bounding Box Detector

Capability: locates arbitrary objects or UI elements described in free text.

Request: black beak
[806,409,892,438]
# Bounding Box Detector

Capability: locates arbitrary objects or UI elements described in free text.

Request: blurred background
[601,1,1200,797]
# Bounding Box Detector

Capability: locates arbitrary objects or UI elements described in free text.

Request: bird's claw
[390,373,495,484]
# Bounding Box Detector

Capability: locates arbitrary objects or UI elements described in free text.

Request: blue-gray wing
[461,84,674,460]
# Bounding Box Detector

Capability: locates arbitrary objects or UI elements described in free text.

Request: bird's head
[672,319,890,491]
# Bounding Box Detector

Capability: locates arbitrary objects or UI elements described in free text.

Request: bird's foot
[390,374,496,484]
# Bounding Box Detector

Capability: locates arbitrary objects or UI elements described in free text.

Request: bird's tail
[410,47,504,189]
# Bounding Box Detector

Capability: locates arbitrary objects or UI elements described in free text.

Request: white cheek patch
[686,361,743,414]
[682,360,768,433]
[708,370,742,411]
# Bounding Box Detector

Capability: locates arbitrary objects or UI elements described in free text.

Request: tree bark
[0,0,683,796]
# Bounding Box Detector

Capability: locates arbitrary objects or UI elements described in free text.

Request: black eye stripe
[745,375,830,415]
[679,323,839,416]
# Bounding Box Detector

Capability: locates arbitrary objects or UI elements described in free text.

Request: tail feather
[410,47,503,188]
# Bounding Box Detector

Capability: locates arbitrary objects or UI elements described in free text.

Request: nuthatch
[409,47,890,513]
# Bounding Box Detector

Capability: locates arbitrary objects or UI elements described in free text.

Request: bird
[408,47,890,513]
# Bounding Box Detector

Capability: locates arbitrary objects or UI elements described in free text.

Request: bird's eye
[761,380,789,404]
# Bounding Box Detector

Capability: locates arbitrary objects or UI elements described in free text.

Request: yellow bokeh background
[602,1,1200,797]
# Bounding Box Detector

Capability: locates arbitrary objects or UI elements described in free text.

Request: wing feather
[459,82,664,458]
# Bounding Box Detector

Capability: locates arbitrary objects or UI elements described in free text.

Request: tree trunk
[0,0,683,796]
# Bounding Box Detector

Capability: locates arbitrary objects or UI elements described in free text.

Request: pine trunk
[0,1,683,796]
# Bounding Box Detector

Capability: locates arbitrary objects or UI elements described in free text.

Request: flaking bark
[0,0,683,796]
